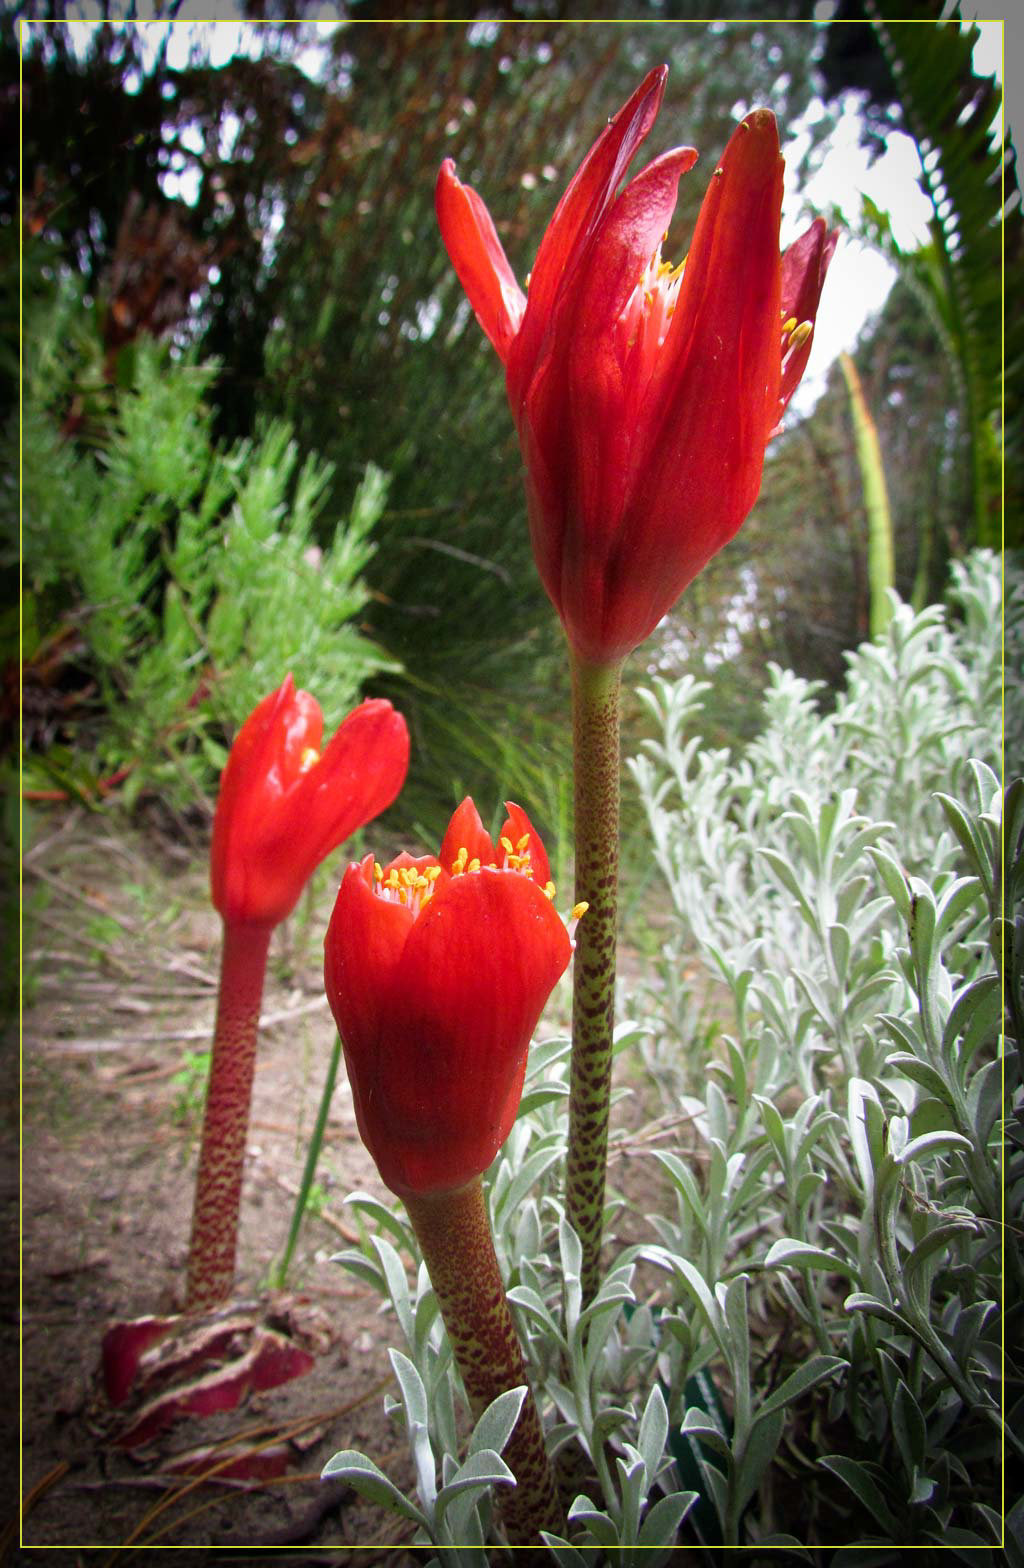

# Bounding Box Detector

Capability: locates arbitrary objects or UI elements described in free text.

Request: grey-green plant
[319,552,1013,1551]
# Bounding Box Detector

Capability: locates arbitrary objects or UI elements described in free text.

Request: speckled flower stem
[185,918,273,1311]
[404,1179,563,1547]
[565,653,623,1308]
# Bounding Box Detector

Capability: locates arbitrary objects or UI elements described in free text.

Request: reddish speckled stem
[404,1179,563,1547]
[565,654,623,1308]
[185,918,273,1311]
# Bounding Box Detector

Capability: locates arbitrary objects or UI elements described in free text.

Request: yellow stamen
[781,315,797,335]
[468,857,481,873]
[500,835,514,855]
[543,881,556,900]
[571,902,589,922]
[299,747,319,772]
[787,321,813,353]
[515,834,530,853]
[373,862,383,882]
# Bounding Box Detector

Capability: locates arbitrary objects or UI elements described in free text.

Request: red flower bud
[436,67,837,664]
[211,676,409,927]
[324,799,576,1198]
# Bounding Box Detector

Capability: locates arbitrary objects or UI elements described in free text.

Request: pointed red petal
[438,796,497,871]
[582,110,784,662]
[435,159,526,361]
[210,675,299,919]
[363,870,571,1196]
[501,801,552,890]
[324,854,412,1065]
[555,146,699,617]
[507,64,668,410]
[276,687,323,787]
[777,218,839,418]
[295,698,409,869]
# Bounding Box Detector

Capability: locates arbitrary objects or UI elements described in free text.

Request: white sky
[785,19,1004,406]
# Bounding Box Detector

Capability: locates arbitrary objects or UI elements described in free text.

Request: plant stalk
[186,918,273,1310]
[269,1031,343,1291]
[840,351,895,639]
[404,1178,563,1547]
[565,653,623,1306]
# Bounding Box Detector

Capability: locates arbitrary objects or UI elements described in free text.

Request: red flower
[436,66,837,665]
[323,799,574,1198]
[211,676,409,927]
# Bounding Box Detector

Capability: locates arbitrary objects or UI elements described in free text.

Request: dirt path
[17,807,426,1559]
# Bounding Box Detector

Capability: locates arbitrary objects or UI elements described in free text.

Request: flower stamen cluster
[373,861,442,915]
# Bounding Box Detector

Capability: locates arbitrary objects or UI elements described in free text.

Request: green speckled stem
[565,654,623,1307]
[404,1179,563,1547]
[185,918,273,1311]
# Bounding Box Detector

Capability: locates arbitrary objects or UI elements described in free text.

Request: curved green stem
[186,918,273,1310]
[269,1032,343,1291]
[404,1179,563,1546]
[565,653,623,1307]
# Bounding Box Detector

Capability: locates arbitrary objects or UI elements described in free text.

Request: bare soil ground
[15,805,440,1564]
[13,806,680,1565]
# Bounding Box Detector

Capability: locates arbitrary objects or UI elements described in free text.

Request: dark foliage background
[7,2,1016,840]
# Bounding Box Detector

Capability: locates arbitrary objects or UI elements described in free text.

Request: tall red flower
[211,675,410,927]
[187,676,409,1310]
[436,65,837,665]
[324,798,576,1198]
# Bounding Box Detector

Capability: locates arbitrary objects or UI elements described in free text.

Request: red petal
[294,698,410,870]
[777,218,839,418]
[554,146,699,621]
[213,693,408,926]
[210,676,296,917]
[580,109,784,662]
[114,1333,313,1449]
[275,687,323,788]
[435,160,526,361]
[438,796,498,871]
[500,801,552,889]
[324,855,412,1070]
[361,870,571,1196]
[507,64,668,411]
[101,1315,175,1406]
[166,1441,293,1480]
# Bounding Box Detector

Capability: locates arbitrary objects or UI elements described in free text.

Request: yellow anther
[373,862,383,882]
[299,747,319,772]
[468,857,481,873]
[789,320,813,352]
[453,847,468,874]
[543,881,556,900]
[781,315,797,335]
[500,835,514,855]
[516,834,530,853]
[571,902,589,921]
[426,865,442,881]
